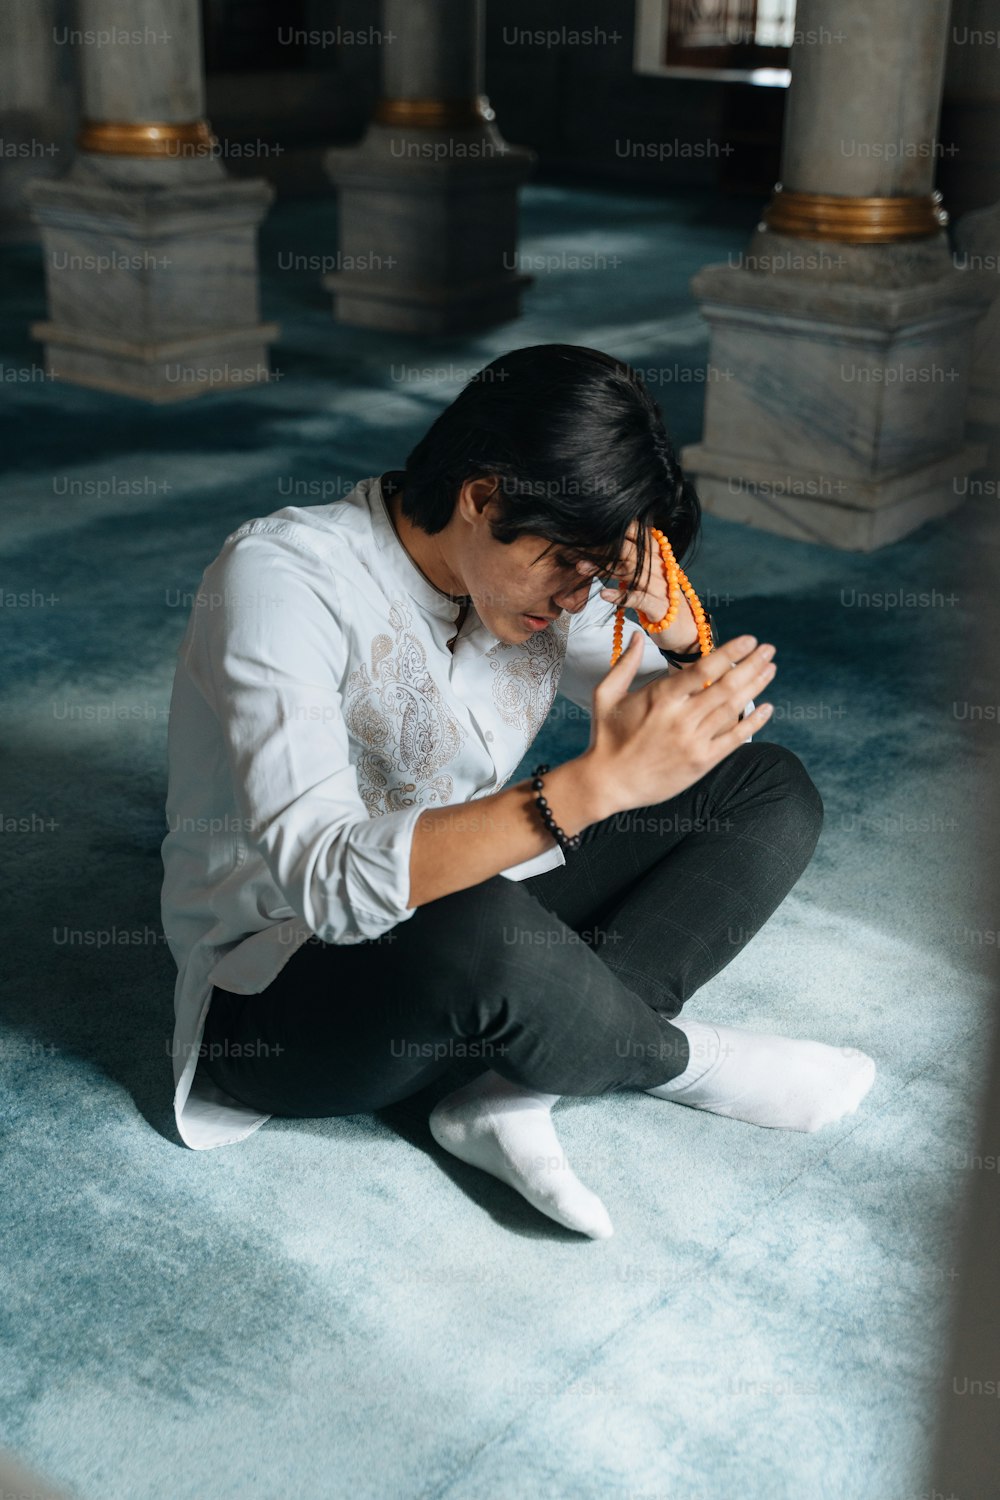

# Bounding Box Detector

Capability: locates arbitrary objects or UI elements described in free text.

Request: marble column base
[741,224,956,288]
[953,201,1000,463]
[27,321,280,403]
[25,167,277,401]
[682,259,995,552]
[325,124,535,334]
[681,441,987,551]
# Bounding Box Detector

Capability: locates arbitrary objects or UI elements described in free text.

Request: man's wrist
[653,609,717,664]
[519,755,618,846]
[644,620,699,655]
[651,631,701,656]
[557,751,622,829]
[640,589,703,656]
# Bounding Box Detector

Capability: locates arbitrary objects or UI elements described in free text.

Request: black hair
[397,343,702,601]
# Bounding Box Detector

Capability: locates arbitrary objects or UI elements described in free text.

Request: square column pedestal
[954,203,1000,469]
[324,128,535,335]
[681,263,994,551]
[25,174,278,403]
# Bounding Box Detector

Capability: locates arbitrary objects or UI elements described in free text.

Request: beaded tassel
[610,527,714,670]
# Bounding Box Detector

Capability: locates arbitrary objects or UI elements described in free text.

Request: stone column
[25,0,278,402]
[954,200,1000,467]
[324,0,535,334]
[681,0,995,551]
[0,0,77,243]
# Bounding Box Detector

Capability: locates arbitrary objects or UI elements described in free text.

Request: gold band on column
[373,95,495,129]
[76,119,219,157]
[762,185,948,243]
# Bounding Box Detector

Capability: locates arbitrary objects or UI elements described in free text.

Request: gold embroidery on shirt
[486,614,570,741]
[343,601,466,814]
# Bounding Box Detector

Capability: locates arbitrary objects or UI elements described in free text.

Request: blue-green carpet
[0,184,993,1500]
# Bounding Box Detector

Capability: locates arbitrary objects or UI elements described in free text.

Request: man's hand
[579,630,777,814]
[591,521,700,653]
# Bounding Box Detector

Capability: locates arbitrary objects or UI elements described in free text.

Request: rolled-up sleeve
[185,527,424,944]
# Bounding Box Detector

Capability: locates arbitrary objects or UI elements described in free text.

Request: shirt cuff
[333,803,427,942]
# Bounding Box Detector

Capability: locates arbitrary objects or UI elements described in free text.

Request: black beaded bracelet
[530,764,582,853]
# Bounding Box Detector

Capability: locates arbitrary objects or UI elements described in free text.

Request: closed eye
[553,552,603,577]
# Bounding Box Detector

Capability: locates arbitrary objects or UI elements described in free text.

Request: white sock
[428,1071,613,1239]
[646,1017,876,1132]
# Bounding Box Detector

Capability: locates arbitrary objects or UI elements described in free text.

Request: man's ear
[457,475,500,522]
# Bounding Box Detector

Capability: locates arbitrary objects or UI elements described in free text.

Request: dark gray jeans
[201,741,823,1116]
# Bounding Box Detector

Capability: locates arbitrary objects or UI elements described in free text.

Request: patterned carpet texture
[0,185,994,1500]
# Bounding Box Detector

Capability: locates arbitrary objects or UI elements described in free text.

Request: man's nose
[552,577,593,614]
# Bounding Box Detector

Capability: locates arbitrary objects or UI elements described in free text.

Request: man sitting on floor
[160,342,875,1238]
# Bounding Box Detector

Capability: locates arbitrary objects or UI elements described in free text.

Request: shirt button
[485,730,494,742]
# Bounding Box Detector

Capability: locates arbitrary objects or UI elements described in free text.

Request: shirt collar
[367,473,468,623]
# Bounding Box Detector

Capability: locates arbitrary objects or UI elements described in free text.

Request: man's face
[457,491,609,645]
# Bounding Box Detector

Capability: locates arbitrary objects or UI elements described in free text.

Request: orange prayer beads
[610,527,714,672]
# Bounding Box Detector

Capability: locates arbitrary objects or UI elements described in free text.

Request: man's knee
[402,875,543,1015]
[744,740,824,840]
